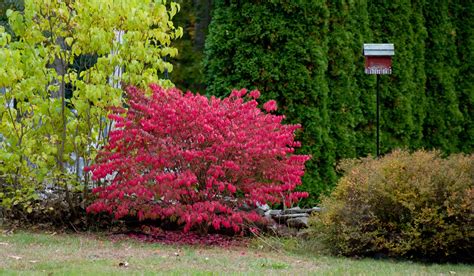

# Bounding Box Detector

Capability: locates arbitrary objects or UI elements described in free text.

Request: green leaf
[6,9,14,18]
[65,37,73,46]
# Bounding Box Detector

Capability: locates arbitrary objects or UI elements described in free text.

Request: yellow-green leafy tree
[0,0,182,218]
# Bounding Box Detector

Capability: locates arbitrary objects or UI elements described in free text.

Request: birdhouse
[363,44,394,74]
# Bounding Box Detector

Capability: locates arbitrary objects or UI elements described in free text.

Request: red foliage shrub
[86,84,310,232]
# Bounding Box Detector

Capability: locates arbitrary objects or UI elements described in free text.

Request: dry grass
[0,228,473,275]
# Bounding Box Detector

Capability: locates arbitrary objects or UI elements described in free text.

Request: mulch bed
[109,226,249,247]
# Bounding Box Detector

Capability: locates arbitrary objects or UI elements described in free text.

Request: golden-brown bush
[313,150,473,262]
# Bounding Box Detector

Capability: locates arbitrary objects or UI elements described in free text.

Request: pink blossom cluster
[86,84,310,232]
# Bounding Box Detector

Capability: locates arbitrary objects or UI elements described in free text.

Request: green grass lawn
[0,229,472,275]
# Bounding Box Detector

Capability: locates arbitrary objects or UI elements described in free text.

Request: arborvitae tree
[326,0,361,161]
[204,1,335,204]
[409,0,428,149]
[350,0,376,156]
[453,0,474,153]
[367,0,426,153]
[422,1,463,153]
[326,0,381,161]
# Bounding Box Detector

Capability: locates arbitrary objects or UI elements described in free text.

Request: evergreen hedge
[204,0,473,204]
[422,0,463,153]
[204,1,335,204]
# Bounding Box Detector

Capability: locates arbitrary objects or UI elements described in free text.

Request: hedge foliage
[203,0,473,204]
[204,0,336,204]
[314,150,473,262]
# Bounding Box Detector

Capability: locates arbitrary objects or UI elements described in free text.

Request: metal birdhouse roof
[363,44,395,56]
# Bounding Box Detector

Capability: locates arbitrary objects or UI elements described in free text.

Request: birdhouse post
[363,43,394,157]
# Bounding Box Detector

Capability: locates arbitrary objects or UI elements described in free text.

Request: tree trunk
[194,0,212,51]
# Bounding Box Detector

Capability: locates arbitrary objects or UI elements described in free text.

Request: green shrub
[313,150,473,262]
